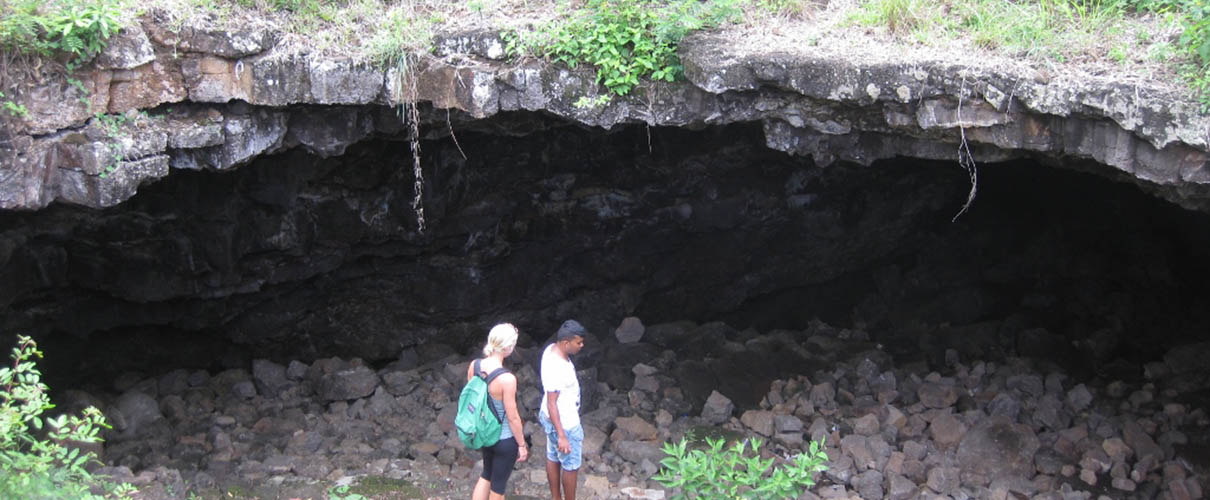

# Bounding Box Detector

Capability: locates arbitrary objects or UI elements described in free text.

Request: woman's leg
[473,477,492,500]
[486,440,519,499]
[473,447,496,500]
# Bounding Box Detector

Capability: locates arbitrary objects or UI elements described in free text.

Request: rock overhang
[0,18,1208,213]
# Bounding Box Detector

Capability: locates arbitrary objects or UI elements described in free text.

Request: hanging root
[952,76,978,223]
[447,108,467,161]
[395,53,426,233]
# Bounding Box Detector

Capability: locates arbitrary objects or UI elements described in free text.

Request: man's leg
[560,424,583,500]
[546,459,563,500]
[561,468,578,500]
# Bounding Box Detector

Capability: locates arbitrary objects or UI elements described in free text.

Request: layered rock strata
[1,18,1208,211]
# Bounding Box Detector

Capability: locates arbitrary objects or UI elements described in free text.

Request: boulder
[917,380,959,409]
[315,365,380,402]
[740,410,775,437]
[615,316,646,344]
[613,440,665,466]
[251,359,290,398]
[700,390,734,425]
[108,390,164,440]
[956,416,1040,483]
[928,413,968,450]
[613,415,659,442]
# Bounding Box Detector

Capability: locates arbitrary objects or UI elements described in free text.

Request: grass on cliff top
[2,0,1207,103]
[846,0,1198,84]
[155,0,1210,99]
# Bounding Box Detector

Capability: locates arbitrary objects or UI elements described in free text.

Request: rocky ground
[56,317,1210,500]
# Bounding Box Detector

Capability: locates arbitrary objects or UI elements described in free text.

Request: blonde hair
[483,323,519,357]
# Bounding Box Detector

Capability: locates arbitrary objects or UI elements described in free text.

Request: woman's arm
[500,374,529,461]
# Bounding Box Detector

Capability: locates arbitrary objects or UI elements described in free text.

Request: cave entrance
[0,116,1207,393]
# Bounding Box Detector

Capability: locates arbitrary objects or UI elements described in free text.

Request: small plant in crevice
[100,143,123,178]
[468,0,490,19]
[0,90,28,118]
[574,94,612,109]
[92,111,133,178]
[93,111,127,136]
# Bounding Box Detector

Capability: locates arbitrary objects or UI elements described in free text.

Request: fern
[0,0,127,62]
[0,0,46,54]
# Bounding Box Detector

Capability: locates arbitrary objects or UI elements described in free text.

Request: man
[539,319,586,500]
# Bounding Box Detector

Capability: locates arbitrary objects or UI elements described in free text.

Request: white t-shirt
[538,343,581,430]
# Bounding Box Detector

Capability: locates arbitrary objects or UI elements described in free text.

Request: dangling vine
[393,53,425,234]
[368,1,434,234]
[952,75,978,223]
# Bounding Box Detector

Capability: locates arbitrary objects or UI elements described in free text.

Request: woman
[468,323,529,500]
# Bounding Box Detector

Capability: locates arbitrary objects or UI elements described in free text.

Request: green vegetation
[328,484,369,500]
[1157,0,1210,103]
[574,94,613,109]
[367,4,436,67]
[0,335,135,499]
[0,0,129,68]
[654,435,830,500]
[0,90,29,118]
[92,111,139,178]
[506,0,743,96]
[338,476,424,498]
[850,0,1210,105]
[1,0,1208,116]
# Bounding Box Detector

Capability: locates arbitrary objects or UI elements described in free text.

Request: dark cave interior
[0,116,1208,396]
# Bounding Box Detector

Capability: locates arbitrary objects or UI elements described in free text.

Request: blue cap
[556,319,586,340]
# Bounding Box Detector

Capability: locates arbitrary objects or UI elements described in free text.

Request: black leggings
[480,438,519,494]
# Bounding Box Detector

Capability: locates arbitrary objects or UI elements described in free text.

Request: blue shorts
[539,414,583,471]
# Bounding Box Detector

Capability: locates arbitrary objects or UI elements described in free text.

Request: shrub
[0,335,134,499]
[508,0,742,96]
[0,0,127,67]
[654,435,829,500]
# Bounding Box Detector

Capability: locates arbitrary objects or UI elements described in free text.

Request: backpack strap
[472,358,510,423]
[485,367,509,424]
[484,367,508,385]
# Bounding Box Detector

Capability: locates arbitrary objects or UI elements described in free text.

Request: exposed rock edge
[1,21,1207,211]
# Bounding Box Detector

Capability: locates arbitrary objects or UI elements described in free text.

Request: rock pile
[62,319,1209,499]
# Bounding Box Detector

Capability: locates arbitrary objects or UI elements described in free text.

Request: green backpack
[455,359,508,449]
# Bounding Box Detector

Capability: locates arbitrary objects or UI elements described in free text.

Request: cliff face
[2,17,1210,371]
[1,19,1207,212]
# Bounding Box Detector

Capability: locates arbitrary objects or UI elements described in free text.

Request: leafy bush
[0,0,127,68]
[654,435,829,500]
[1106,0,1210,105]
[1167,1,1210,106]
[509,0,741,96]
[0,335,134,499]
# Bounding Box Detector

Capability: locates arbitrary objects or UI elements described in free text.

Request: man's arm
[545,390,571,454]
